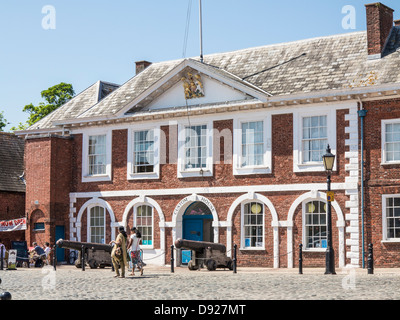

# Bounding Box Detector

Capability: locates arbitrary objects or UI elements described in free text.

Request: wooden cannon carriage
[174,238,233,271]
[56,239,113,269]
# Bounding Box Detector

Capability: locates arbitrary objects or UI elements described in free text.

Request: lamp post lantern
[323,145,336,275]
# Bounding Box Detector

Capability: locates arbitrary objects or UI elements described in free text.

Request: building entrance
[181,202,213,264]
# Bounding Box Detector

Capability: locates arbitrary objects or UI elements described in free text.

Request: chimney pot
[135,60,152,75]
[395,19,400,27]
[365,2,395,58]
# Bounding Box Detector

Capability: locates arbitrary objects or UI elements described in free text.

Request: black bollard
[233,244,237,274]
[170,245,174,273]
[367,243,374,275]
[0,246,3,271]
[299,244,303,275]
[81,245,85,271]
[53,245,57,271]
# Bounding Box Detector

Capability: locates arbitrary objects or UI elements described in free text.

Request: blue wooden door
[182,219,203,264]
[55,226,65,262]
[183,219,203,241]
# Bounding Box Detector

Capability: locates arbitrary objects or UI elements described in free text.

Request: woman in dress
[110,226,128,278]
[127,227,143,276]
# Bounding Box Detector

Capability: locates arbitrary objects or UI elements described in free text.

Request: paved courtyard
[1,264,400,301]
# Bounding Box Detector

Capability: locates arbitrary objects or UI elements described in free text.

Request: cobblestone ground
[1,265,400,301]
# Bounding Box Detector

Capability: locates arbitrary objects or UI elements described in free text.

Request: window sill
[239,247,265,251]
[294,163,328,173]
[82,174,111,183]
[303,248,326,253]
[178,169,212,178]
[381,239,400,243]
[234,167,271,176]
[381,162,400,166]
[128,172,159,180]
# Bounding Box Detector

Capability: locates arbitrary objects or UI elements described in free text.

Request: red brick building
[0,133,26,248]
[17,2,400,268]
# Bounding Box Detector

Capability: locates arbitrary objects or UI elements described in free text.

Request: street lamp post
[323,145,336,275]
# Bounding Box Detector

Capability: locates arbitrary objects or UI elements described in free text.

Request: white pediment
[145,73,251,111]
[121,59,270,117]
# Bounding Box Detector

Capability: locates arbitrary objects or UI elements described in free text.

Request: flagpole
[199,0,204,63]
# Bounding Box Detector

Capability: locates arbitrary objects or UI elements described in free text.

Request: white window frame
[382,194,400,243]
[177,120,213,178]
[293,107,337,173]
[381,119,400,165]
[233,115,272,176]
[134,204,154,249]
[302,200,328,252]
[127,126,160,180]
[82,128,112,182]
[240,200,265,250]
[87,205,106,244]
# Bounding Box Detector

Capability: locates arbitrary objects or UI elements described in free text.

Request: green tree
[23,82,75,127]
[0,111,8,131]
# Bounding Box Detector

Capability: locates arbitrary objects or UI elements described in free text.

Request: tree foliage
[23,82,75,127]
[0,111,8,132]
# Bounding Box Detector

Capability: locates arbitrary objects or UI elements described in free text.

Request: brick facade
[20,2,400,269]
[24,107,355,268]
[362,98,400,267]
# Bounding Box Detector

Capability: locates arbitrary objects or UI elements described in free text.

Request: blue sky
[1,0,399,131]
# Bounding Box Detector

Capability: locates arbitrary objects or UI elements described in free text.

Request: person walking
[127,227,143,276]
[110,226,128,278]
[44,242,51,265]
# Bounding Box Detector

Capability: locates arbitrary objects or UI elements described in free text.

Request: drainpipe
[358,98,367,269]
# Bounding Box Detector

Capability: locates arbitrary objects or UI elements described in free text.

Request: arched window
[241,202,264,249]
[88,206,105,244]
[304,201,327,249]
[135,205,153,247]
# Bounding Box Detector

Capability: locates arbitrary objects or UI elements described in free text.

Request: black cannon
[56,239,113,269]
[174,239,233,271]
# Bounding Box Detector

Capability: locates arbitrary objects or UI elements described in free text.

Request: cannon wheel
[206,259,217,271]
[188,260,198,271]
[88,259,98,269]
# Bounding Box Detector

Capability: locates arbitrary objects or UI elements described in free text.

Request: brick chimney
[135,60,152,75]
[365,2,395,59]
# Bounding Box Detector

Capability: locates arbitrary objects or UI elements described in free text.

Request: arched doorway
[183,202,214,242]
[181,202,214,265]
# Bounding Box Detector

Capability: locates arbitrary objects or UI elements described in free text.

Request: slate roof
[0,133,25,193]
[29,81,119,131]
[26,28,400,131]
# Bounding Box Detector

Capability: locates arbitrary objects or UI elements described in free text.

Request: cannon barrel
[174,238,226,253]
[56,239,113,253]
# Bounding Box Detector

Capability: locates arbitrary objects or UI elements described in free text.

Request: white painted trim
[240,200,266,251]
[226,193,279,268]
[81,127,112,183]
[381,119,400,165]
[286,191,345,269]
[86,205,106,244]
[75,198,116,241]
[115,59,270,118]
[121,196,166,253]
[127,125,161,180]
[171,194,219,246]
[177,120,213,178]
[233,115,272,175]
[381,194,400,242]
[70,182,354,199]
[293,106,338,173]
